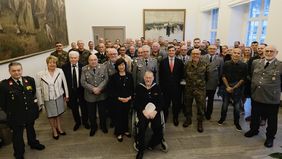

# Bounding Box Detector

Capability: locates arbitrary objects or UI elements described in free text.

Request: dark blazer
[0,76,39,126]
[96,52,107,64]
[159,57,184,91]
[62,62,84,96]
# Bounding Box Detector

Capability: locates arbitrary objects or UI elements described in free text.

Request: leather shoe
[197,121,203,133]
[244,130,259,138]
[205,113,211,120]
[264,138,273,148]
[173,117,179,126]
[73,124,80,131]
[117,135,123,142]
[136,151,144,159]
[124,132,131,138]
[89,129,96,136]
[53,135,59,140]
[102,128,108,134]
[183,118,192,128]
[56,129,66,135]
[30,143,45,150]
[84,123,90,129]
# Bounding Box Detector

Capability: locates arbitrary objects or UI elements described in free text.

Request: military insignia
[26,86,33,90]
[24,79,28,83]
[272,77,276,80]
[9,81,13,85]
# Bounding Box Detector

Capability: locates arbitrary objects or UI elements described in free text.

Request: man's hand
[143,110,150,119]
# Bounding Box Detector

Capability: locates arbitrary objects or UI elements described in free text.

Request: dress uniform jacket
[0,76,39,126]
[132,57,159,87]
[201,54,224,90]
[81,64,108,103]
[104,60,117,77]
[251,59,282,104]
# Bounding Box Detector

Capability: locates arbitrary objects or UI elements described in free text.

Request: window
[210,8,219,43]
[246,0,270,46]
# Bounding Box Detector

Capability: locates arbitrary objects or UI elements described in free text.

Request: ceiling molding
[228,0,253,8]
[200,1,219,12]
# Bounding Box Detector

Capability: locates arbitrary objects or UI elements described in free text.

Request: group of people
[0,37,281,159]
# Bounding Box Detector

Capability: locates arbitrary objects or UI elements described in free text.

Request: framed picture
[0,0,69,64]
[143,9,186,42]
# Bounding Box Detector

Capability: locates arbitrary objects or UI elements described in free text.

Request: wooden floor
[0,101,282,159]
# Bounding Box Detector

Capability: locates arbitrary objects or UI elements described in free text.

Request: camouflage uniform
[51,50,69,68]
[184,60,207,121]
[78,49,91,66]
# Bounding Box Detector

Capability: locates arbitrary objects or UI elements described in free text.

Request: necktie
[72,64,77,88]
[264,61,270,69]
[145,59,148,66]
[17,80,23,87]
[93,68,96,74]
[169,58,174,72]
[182,57,185,63]
[210,55,213,63]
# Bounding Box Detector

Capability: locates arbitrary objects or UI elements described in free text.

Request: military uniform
[248,59,282,141]
[132,57,158,87]
[184,60,207,122]
[50,50,69,68]
[96,52,108,64]
[0,76,44,158]
[78,49,91,66]
[80,64,108,133]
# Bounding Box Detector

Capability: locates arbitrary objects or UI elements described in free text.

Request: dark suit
[96,52,107,64]
[159,57,184,121]
[0,76,40,158]
[62,62,89,127]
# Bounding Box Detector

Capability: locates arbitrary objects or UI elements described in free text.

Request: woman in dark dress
[107,58,134,142]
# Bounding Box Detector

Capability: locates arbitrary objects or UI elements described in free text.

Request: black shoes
[56,129,66,136]
[173,117,179,126]
[197,121,203,133]
[183,118,192,128]
[244,130,259,137]
[160,139,168,152]
[235,124,242,131]
[53,135,59,140]
[102,128,108,134]
[136,151,144,159]
[89,129,96,136]
[73,124,80,131]
[217,118,224,125]
[264,138,274,148]
[124,132,131,138]
[30,143,45,150]
[205,113,211,120]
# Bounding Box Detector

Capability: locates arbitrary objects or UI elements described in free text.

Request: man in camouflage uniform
[183,49,207,133]
[77,40,91,66]
[50,42,69,68]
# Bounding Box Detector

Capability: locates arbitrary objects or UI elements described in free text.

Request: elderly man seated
[134,71,168,159]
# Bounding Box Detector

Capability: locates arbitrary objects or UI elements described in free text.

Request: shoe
[183,118,192,128]
[197,121,203,133]
[260,120,266,126]
[244,130,259,138]
[56,129,66,135]
[205,113,211,120]
[160,139,168,152]
[117,135,123,142]
[173,117,179,126]
[102,128,108,134]
[264,138,273,148]
[30,143,45,150]
[84,123,90,129]
[235,123,242,131]
[15,156,24,159]
[136,151,144,159]
[89,129,96,136]
[73,124,80,131]
[245,116,251,122]
[217,118,224,125]
[53,135,59,140]
[124,132,131,138]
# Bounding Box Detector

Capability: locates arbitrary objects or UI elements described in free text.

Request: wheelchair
[131,109,166,152]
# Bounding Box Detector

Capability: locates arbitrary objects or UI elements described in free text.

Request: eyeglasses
[265,50,275,53]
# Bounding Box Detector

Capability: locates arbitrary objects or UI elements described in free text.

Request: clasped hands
[143,109,157,119]
[118,96,131,103]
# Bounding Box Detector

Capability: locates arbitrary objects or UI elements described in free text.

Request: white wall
[65,0,200,43]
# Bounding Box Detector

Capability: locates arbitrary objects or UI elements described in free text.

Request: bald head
[88,54,98,67]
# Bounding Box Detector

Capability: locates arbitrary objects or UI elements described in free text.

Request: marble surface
[0,101,281,159]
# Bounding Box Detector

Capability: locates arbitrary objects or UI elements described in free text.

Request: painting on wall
[143,9,186,42]
[0,0,69,64]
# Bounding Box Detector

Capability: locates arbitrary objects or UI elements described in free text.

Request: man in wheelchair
[134,71,168,159]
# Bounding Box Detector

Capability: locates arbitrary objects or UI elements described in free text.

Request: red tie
[169,58,174,72]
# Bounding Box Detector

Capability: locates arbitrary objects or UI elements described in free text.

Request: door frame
[92,26,126,44]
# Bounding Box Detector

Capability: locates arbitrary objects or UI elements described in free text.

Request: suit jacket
[159,57,184,91]
[80,64,108,102]
[62,62,84,96]
[251,59,282,104]
[201,54,224,90]
[0,76,39,126]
